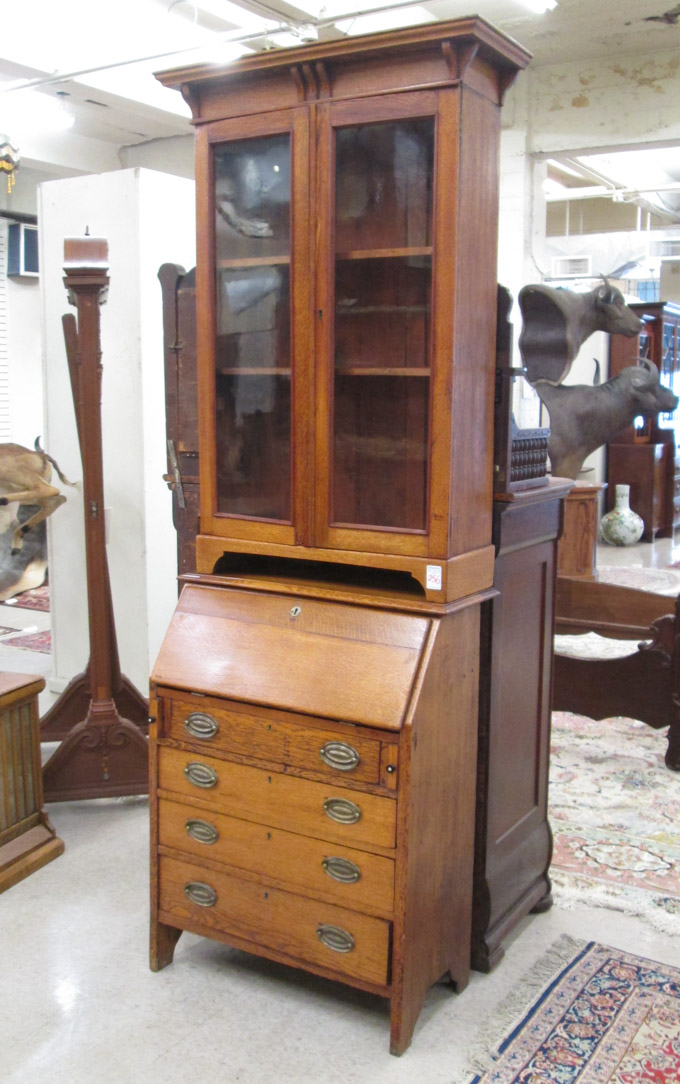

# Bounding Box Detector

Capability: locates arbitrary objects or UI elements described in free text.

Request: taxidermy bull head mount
[536,358,679,479]
[518,276,643,387]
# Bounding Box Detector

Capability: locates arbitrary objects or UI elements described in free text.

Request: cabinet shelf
[335,367,430,377]
[218,255,291,269]
[336,305,430,316]
[217,367,291,376]
[335,247,432,262]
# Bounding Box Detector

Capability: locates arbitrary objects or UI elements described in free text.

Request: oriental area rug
[1,584,51,611]
[468,936,680,1084]
[549,711,680,936]
[0,628,52,653]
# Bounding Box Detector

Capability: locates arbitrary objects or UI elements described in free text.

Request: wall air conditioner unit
[551,255,592,279]
[650,239,680,260]
[7,223,39,277]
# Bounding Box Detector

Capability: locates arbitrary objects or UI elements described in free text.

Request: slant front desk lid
[152,584,431,730]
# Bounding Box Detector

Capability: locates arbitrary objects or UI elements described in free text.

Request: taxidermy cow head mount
[518,276,643,387]
[536,358,679,479]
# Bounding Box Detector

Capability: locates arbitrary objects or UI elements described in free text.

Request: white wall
[39,168,195,700]
[121,135,194,180]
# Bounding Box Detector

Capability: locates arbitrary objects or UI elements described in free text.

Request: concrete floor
[1,537,678,1083]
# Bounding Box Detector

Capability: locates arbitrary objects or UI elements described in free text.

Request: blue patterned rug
[469,935,680,1083]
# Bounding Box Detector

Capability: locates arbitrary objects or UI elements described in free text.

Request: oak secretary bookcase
[150,20,530,1055]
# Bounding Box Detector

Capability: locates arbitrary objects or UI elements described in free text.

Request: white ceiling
[1,0,679,194]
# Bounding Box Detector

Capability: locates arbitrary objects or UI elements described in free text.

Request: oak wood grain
[159,854,391,986]
[159,797,395,916]
[158,745,398,849]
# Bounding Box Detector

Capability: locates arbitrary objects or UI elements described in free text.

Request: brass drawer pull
[184,711,219,740]
[184,881,218,907]
[185,818,219,845]
[322,857,361,883]
[316,924,355,953]
[323,797,362,824]
[184,762,218,789]
[319,741,360,772]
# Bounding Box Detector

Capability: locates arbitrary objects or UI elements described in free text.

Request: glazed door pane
[213,133,292,521]
[331,119,434,532]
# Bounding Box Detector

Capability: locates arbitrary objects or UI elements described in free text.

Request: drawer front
[159,854,391,987]
[158,747,396,849]
[159,797,395,915]
[166,698,384,784]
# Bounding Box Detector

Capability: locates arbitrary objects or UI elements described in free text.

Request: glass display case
[161,21,531,600]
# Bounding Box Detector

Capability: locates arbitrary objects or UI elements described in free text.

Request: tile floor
[1,540,679,1083]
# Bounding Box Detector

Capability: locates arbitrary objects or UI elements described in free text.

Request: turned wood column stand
[40,236,149,801]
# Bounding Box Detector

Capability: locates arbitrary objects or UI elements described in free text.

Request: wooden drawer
[164,697,387,784]
[158,747,397,849]
[159,854,391,987]
[159,797,395,915]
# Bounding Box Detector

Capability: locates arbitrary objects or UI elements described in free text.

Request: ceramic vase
[600,484,644,546]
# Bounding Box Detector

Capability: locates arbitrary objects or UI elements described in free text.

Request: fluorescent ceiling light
[335,5,436,36]
[0,89,74,134]
[267,31,306,47]
[520,0,557,12]
[191,0,272,32]
[194,41,255,65]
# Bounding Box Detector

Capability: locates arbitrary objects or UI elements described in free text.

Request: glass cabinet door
[211,130,293,525]
[316,101,438,553]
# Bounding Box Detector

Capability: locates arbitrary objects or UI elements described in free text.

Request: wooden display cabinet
[157,19,530,604]
[608,301,680,536]
[152,19,530,1056]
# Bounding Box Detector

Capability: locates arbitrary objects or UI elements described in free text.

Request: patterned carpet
[597,564,680,596]
[550,712,680,936]
[469,936,680,1083]
[0,628,52,653]
[1,584,51,612]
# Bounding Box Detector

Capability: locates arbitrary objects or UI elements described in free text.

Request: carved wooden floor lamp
[40,236,149,801]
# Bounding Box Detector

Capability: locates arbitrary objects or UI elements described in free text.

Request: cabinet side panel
[195,125,219,538]
[448,88,500,556]
[485,546,552,916]
[391,604,479,1050]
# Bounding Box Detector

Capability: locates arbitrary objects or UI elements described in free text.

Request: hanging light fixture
[0,135,20,194]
